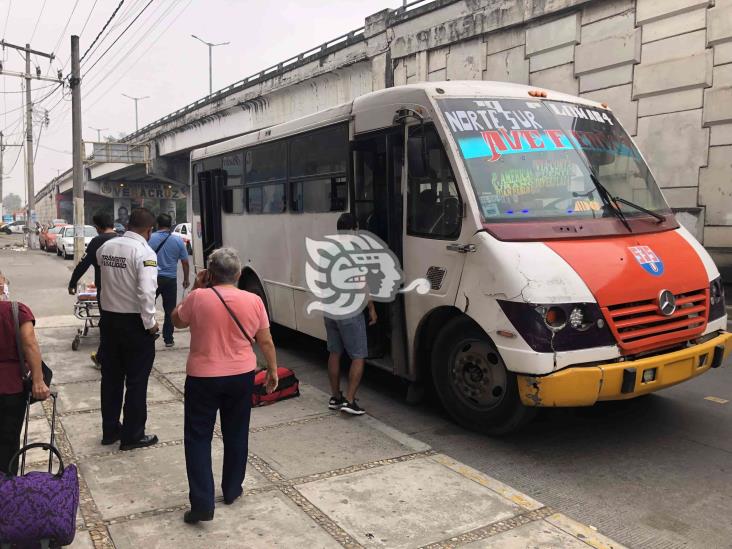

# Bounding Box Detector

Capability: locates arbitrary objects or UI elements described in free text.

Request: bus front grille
[604,289,708,353]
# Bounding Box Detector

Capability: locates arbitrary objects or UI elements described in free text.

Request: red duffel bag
[252,367,300,407]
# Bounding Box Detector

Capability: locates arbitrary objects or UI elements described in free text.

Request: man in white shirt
[96,208,159,451]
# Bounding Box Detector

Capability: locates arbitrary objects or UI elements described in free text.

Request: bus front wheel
[431,317,535,435]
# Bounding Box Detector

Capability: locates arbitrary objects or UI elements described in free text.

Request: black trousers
[99,311,156,444]
[184,372,254,514]
[155,276,177,344]
[0,393,26,475]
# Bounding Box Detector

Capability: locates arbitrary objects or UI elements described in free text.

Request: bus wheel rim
[449,340,507,411]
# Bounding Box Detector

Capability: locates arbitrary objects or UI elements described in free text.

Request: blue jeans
[155,276,177,344]
[184,372,255,514]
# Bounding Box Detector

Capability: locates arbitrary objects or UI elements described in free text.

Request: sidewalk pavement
[25,314,626,549]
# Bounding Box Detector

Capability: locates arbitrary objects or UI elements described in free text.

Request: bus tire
[431,316,535,435]
[240,272,269,315]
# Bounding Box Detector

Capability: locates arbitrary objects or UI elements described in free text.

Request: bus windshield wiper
[587,170,632,233]
[612,196,666,224]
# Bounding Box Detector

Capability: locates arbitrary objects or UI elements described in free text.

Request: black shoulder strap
[11,301,28,378]
[153,232,173,253]
[211,287,255,346]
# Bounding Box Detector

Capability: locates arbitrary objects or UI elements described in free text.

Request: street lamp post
[191,35,230,95]
[89,126,108,142]
[121,94,149,132]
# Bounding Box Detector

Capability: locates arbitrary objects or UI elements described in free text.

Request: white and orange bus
[190,81,731,433]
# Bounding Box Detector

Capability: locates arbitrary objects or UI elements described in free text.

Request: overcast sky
[0,0,402,202]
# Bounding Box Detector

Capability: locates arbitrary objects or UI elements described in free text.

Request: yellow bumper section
[517,333,732,407]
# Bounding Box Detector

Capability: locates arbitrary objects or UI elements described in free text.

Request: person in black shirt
[68,212,119,369]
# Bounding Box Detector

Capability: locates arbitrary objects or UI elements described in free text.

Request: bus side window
[406,126,461,239]
[245,141,287,214]
[289,124,348,213]
[222,154,244,215]
[290,177,347,213]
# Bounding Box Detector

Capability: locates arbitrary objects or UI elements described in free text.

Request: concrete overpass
[35,0,732,274]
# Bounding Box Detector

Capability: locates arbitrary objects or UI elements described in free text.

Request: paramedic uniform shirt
[96,231,158,329]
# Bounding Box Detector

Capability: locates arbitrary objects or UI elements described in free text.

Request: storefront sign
[99,181,186,200]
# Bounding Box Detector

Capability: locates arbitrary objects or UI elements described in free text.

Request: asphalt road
[2,232,731,549]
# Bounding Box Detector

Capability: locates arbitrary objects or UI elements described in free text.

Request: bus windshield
[438,97,670,222]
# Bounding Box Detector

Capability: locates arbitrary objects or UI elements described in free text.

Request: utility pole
[0,132,23,220]
[191,35,229,95]
[0,133,3,220]
[24,44,36,247]
[121,93,149,131]
[89,126,107,142]
[0,40,59,246]
[71,35,84,264]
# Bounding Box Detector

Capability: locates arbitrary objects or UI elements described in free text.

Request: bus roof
[191,81,607,161]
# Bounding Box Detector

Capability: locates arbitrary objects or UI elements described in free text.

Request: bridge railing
[123,0,449,142]
[124,26,368,141]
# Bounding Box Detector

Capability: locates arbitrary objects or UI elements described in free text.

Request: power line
[85,0,191,114]
[51,0,175,125]
[79,0,125,63]
[77,0,144,69]
[3,134,24,175]
[83,0,155,76]
[33,115,45,162]
[45,0,187,140]
[38,143,72,155]
[58,0,100,71]
[1,83,55,94]
[28,0,48,44]
[83,0,176,87]
[79,0,100,38]
[2,0,12,40]
[0,83,63,117]
[52,0,82,56]
[110,0,148,31]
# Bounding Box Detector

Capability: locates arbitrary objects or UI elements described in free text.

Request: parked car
[51,218,67,226]
[57,225,96,259]
[40,225,64,252]
[6,221,26,234]
[0,222,11,235]
[173,223,192,254]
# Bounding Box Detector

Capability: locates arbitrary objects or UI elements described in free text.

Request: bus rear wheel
[431,317,535,435]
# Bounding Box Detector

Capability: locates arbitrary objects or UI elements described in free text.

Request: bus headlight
[544,306,567,331]
[499,301,615,353]
[569,306,593,331]
[709,276,726,321]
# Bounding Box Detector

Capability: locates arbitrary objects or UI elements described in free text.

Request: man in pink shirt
[172,247,278,524]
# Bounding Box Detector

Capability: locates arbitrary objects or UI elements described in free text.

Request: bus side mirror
[407,136,429,178]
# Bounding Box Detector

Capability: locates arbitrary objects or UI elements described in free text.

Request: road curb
[546,512,628,549]
[430,453,543,511]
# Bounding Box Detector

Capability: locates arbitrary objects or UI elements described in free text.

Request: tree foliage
[2,193,22,214]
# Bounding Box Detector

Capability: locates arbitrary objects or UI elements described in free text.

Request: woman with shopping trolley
[0,271,51,474]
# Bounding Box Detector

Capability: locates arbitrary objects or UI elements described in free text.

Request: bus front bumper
[516,332,732,407]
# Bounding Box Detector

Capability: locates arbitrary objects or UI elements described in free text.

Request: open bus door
[352,131,409,377]
[197,169,225,265]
